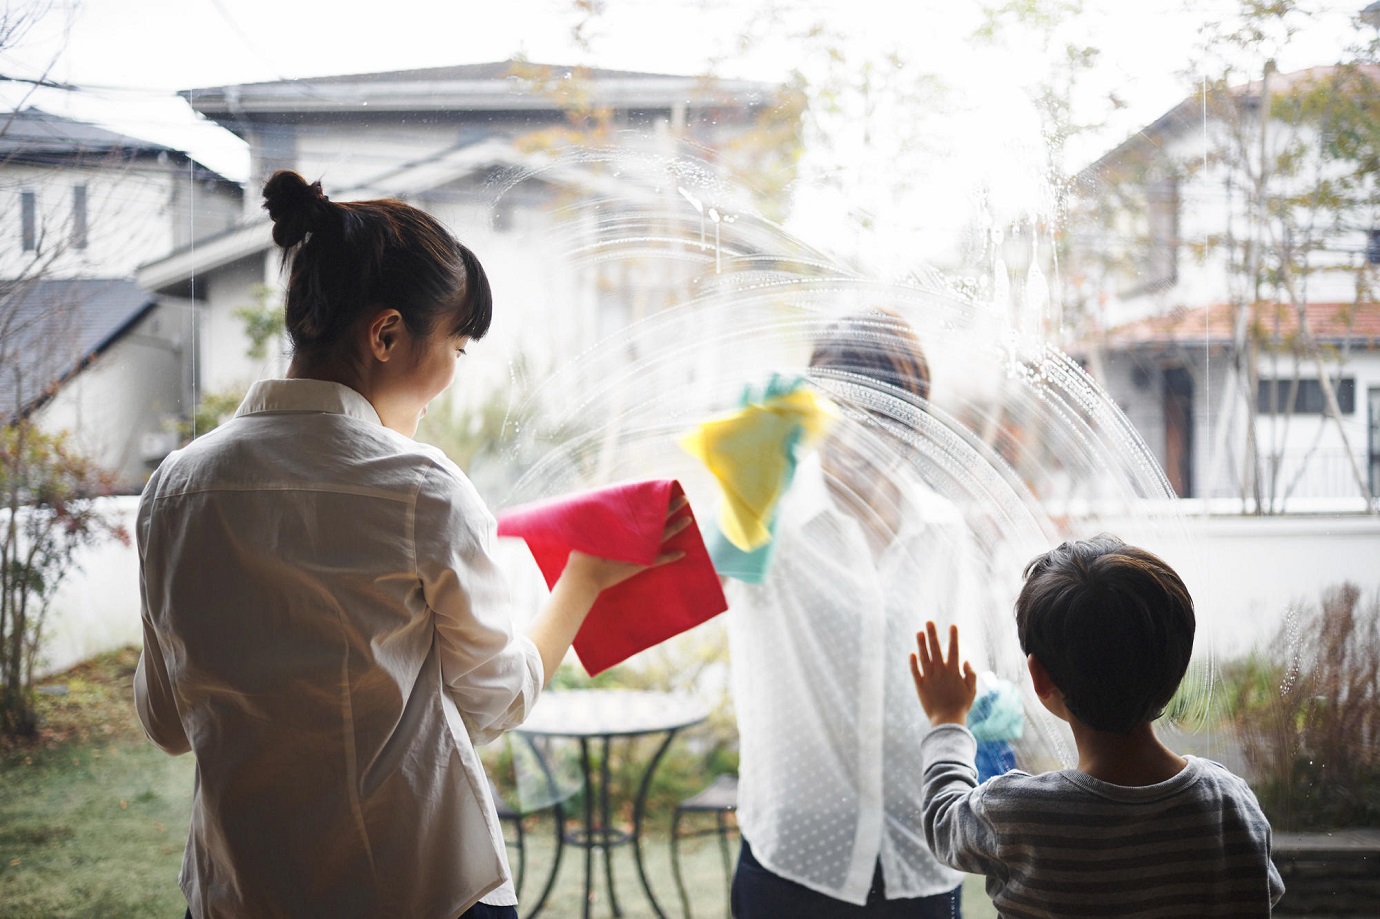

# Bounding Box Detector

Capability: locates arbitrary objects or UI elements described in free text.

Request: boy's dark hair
[1015,534,1194,734]
[262,170,492,359]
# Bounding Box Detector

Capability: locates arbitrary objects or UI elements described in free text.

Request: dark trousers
[186,902,516,918]
[731,839,962,919]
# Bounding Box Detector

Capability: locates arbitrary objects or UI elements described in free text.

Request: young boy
[909,535,1285,917]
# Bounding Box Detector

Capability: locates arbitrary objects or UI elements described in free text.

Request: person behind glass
[728,311,969,918]
[133,171,685,919]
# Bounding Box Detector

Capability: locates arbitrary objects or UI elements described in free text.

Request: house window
[20,189,37,251]
[1368,229,1380,265]
[71,184,88,249]
[1257,377,1356,415]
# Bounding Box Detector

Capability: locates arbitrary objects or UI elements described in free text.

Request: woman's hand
[910,620,977,727]
[530,497,691,683]
[560,496,691,594]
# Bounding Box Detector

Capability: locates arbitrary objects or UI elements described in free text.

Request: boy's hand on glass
[910,620,977,727]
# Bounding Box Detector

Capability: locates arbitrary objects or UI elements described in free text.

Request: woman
[134,171,681,919]
[728,311,972,918]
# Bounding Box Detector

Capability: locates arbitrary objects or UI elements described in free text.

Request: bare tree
[0,1,132,739]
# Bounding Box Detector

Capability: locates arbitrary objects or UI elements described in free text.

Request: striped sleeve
[921,727,1285,918]
[920,723,1005,878]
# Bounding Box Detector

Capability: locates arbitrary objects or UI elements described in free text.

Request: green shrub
[1222,583,1380,831]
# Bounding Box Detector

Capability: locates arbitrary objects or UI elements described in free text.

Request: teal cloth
[705,375,810,583]
[967,679,1025,742]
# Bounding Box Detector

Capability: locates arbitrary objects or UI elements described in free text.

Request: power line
[0,73,80,91]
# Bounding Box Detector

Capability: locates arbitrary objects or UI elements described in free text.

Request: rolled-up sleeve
[415,464,543,745]
[920,723,1002,877]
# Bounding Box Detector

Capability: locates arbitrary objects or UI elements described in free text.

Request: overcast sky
[1,0,1369,265]
[4,0,1364,169]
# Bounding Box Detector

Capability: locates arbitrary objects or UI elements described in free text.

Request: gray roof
[227,60,705,88]
[0,107,173,158]
[182,58,782,119]
[0,108,236,184]
[0,278,156,422]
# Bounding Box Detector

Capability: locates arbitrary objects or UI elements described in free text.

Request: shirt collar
[235,379,383,426]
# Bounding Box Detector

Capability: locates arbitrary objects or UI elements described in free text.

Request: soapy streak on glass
[473,150,1207,770]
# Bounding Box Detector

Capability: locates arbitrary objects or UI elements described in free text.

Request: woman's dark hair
[808,309,930,404]
[262,171,492,357]
[1015,534,1195,734]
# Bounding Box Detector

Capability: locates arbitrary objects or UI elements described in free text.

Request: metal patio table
[514,688,709,919]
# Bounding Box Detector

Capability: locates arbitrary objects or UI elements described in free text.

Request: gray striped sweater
[920,724,1284,917]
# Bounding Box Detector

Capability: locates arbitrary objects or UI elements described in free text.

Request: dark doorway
[1163,367,1195,498]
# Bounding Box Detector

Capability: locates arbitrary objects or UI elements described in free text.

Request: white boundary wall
[32,496,1380,678]
[36,496,143,678]
[1152,513,1380,660]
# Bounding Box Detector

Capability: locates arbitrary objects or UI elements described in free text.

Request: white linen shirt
[134,379,543,919]
[727,451,970,905]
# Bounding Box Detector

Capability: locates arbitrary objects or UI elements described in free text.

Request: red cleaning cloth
[496,480,727,675]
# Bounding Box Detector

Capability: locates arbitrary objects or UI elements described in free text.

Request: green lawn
[0,649,995,918]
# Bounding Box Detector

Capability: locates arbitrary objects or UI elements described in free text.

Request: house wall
[259,117,476,202]
[1088,116,1374,329]
[1076,98,1380,504]
[247,110,690,201]
[33,301,196,491]
[424,181,592,413]
[197,253,285,398]
[1097,345,1379,504]
[0,158,239,280]
[1248,349,1380,503]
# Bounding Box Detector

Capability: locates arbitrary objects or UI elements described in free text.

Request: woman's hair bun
[262,170,333,248]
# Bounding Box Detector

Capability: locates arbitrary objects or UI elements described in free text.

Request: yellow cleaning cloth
[680,384,835,551]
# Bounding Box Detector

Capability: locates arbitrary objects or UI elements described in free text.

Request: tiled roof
[1101,301,1380,349]
[0,278,155,422]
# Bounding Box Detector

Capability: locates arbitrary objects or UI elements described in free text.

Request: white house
[0,108,242,489]
[1,107,241,279]
[136,60,802,451]
[1068,66,1380,511]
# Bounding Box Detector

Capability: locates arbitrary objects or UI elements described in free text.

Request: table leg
[600,736,622,917]
[519,715,697,919]
[581,737,595,919]
[632,729,681,919]
[520,735,566,919]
